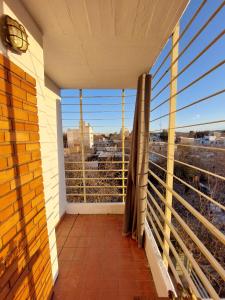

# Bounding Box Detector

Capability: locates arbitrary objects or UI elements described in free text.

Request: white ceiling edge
[21,0,189,89]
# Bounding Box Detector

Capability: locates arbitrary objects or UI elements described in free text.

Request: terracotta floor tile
[136,280,156,293]
[118,279,140,291]
[133,269,153,281]
[80,289,101,300]
[72,247,88,261]
[67,261,86,277]
[99,279,119,291]
[83,266,103,281]
[59,247,75,260]
[100,290,119,300]
[69,226,89,237]
[57,260,72,279]
[54,214,159,300]
[64,236,78,247]
[118,290,155,300]
[56,235,67,247]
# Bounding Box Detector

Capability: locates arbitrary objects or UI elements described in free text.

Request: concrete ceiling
[22,0,188,89]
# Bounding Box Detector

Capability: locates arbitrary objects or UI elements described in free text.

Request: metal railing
[61,89,135,203]
[147,1,225,299]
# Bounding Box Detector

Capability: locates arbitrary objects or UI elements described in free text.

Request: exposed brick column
[0,54,53,299]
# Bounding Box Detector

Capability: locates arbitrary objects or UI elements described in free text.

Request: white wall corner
[144,219,176,298]
[56,99,67,219]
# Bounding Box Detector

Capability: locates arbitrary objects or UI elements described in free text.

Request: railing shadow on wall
[0,54,39,299]
[0,53,52,299]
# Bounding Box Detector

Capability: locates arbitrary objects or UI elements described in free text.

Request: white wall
[0,0,66,282]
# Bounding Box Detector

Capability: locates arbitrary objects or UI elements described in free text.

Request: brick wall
[0,54,53,299]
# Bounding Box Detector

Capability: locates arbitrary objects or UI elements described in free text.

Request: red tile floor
[53,214,164,300]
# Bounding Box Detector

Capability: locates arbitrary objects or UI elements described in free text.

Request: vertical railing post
[163,24,179,267]
[79,89,86,202]
[121,89,125,202]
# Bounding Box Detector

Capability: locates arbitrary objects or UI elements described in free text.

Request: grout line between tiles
[57,214,79,257]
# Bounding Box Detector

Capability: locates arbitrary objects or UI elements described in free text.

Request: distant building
[212,131,221,138]
[95,139,118,151]
[94,134,106,143]
[67,128,79,148]
[69,144,80,153]
[197,135,216,145]
[194,134,225,146]
[98,152,114,160]
[150,135,160,142]
[215,137,225,146]
[177,137,195,144]
[67,121,94,149]
[203,135,216,144]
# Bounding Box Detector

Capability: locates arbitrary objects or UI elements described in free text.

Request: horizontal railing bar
[151,57,225,109]
[151,0,207,79]
[64,161,129,164]
[149,150,225,181]
[63,118,133,121]
[61,95,136,98]
[146,203,202,298]
[66,193,126,196]
[149,169,225,246]
[169,119,225,130]
[65,169,128,172]
[147,181,225,285]
[62,111,134,113]
[153,56,225,104]
[64,146,131,150]
[66,185,126,188]
[61,103,135,106]
[150,88,225,122]
[152,25,225,93]
[149,159,225,212]
[90,139,132,141]
[66,177,127,180]
[63,124,131,128]
[147,193,220,299]
[63,132,122,134]
[149,119,225,133]
[64,154,130,156]
[150,141,225,152]
[63,136,131,140]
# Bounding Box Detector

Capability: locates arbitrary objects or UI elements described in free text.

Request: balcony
[0,1,225,300]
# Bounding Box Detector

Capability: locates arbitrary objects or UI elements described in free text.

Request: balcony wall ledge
[66,202,125,214]
[144,219,176,298]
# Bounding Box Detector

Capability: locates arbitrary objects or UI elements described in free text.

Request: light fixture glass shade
[4,15,29,53]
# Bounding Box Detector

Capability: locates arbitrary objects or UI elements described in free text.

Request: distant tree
[160,129,168,141]
[194,131,209,138]
[63,132,68,148]
[188,131,195,138]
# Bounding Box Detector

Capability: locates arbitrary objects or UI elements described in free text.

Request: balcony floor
[53,214,163,300]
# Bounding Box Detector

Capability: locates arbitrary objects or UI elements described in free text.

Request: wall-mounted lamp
[3,15,29,53]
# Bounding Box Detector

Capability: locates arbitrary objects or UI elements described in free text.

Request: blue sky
[61,89,136,134]
[61,0,225,134]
